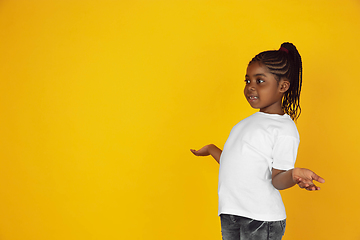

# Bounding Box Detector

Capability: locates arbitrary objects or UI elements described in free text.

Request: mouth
[247,96,259,101]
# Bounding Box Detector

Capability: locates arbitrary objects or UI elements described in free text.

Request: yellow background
[1,0,359,239]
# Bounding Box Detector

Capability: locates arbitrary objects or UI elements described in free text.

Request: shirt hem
[218,208,286,222]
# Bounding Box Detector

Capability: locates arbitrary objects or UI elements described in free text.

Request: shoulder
[255,112,299,138]
[279,116,299,138]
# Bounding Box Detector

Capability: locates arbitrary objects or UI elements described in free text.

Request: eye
[244,79,250,84]
[257,79,264,84]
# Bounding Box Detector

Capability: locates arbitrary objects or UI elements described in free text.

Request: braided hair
[249,42,303,121]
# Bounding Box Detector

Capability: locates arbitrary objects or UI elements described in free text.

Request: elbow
[271,169,289,190]
[272,181,282,190]
[271,178,287,191]
[273,184,286,191]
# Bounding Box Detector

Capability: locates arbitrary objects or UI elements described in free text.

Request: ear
[279,79,290,93]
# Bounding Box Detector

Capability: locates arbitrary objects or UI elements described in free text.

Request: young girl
[190,42,325,240]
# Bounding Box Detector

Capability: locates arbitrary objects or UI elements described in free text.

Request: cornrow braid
[249,42,303,121]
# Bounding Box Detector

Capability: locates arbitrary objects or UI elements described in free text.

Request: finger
[301,183,311,189]
[296,179,307,188]
[306,185,316,191]
[305,182,323,191]
[297,182,309,189]
[297,178,313,188]
[190,149,198,155]
[297,184,306,189]
[306,185,320,191]
[311,172,325,183]
[296,178,302,184]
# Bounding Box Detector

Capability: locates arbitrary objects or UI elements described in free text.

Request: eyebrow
[245,73,267,77]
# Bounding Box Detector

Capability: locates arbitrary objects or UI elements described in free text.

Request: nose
[245,83,256,92]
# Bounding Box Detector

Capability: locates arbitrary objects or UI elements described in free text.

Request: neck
[260,109,285,115]
[259,101,284,115]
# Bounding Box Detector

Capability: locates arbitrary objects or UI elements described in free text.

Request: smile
[248,96,258,100]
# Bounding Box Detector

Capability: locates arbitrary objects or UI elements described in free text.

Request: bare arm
[190,144,222,164]
[272,168,325,191]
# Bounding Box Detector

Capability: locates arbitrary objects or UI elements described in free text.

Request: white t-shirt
[218,112,299,221]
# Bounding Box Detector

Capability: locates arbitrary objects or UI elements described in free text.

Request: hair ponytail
[249,42,303,120]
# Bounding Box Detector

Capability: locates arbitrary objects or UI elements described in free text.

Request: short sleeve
[272,136,299,170]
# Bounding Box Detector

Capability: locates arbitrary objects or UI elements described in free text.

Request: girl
[190,42,325,240]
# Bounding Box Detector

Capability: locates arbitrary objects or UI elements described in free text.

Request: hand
[190,145,211,156]
[190,144,222,164]
[292,168,325,191]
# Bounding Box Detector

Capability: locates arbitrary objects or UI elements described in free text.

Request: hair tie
[279,47,289,54]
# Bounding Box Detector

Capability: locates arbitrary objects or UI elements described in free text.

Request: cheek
[260,85,276,95]
[243,86,248,96]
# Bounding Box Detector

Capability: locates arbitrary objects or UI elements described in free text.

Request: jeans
[220,214,286,240]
